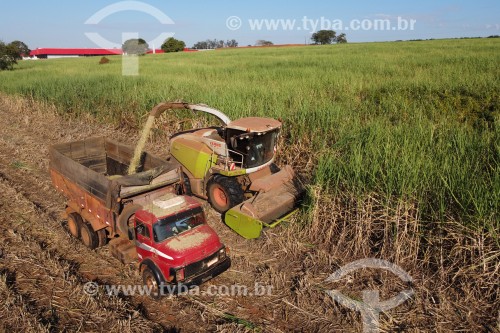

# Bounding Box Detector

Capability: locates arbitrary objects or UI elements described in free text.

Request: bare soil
[0,94,498,332]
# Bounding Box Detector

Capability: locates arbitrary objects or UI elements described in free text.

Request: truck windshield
[153,207,205,243]
[228,129,279,169]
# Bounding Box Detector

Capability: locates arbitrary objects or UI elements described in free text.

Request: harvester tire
[118,204,141,240]
[207,176,245,213]
[80,222,99,250]
[182,173,192,195]
[270,163,280,174]
[67,213,82,239]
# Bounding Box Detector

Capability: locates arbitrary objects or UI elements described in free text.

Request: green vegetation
[122,38,149,55]
[0,40,27,70]
[0,39,498,233]
[161,37,186,53]
[311,29,337,44]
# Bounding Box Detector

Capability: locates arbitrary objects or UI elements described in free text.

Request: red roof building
[30,48,196,58]
[30,48,122,58]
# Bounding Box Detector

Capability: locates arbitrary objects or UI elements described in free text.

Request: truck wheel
[142,267,161,299]
[67,213,82,238]
[117,204,141,241]
[207,176,245,213]
[97,229,107,247]
[80,222,99,250]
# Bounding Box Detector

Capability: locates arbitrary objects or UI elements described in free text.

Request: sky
[1,0,499,49]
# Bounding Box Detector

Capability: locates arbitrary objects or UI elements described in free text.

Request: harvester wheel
[118,204,141,240]
[80,222,99,250]
[67,213,82,238]
[270,163,280,174]
[182,173,192,195]
[207,176,245,213]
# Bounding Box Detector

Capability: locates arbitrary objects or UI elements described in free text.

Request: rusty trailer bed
[49,137,181,213]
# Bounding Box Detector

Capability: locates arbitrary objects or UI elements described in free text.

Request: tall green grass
[1,39,498,232]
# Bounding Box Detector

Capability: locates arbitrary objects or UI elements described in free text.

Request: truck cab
[133,194,230,296]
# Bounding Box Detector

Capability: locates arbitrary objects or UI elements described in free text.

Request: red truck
[49,137,230,296]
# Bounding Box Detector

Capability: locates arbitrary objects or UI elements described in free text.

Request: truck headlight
[219,247,227,259]
[175,268,185,282]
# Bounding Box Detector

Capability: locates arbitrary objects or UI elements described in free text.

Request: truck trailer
[49,137,230,296]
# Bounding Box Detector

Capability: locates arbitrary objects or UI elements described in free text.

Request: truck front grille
[184,250,220,279]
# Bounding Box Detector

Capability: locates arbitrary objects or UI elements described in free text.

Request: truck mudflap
[224,167,304,239]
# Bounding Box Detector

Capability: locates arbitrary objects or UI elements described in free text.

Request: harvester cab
[143,102,304,239]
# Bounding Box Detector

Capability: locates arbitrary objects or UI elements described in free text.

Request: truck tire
[207,176,245,213]
[80,222,99,250]
[67,213,82,239]
[117,204,141,241]
[142,267,161,299]
[97,229,107,247]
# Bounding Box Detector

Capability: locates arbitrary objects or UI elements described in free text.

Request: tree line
[1,30,347,70]
[122,37,241,54]
[122,37,186,55]
[192,39,238,49]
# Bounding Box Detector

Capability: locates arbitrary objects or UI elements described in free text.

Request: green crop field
[1,38,499,234]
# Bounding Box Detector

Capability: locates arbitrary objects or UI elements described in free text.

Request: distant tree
[193,40,209,49]
[192,39,237,49]
[209,39,218,49]
[336,33,347,44]
[161,37,186,52]
[255,40,273,46]
[311,30,336,45]
[225,39,238,48]
[122,38,149,55]
[207,39,218,49]
[0,41,19,70]
[9,40,30,59]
